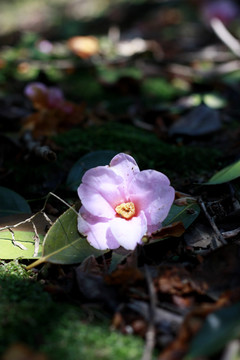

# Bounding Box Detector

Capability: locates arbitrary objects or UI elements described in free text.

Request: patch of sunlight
[0,0,146,37]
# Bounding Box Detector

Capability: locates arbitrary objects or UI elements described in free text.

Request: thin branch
[220,340,240,360]
[198,197,227,246]
[42,211,53,226]
[49,192,79,216]
[32,221,40,257]
[22,131,56,161]
[8,228,27,250]
[0,192,79,269]
[210,17,240,58]
[0,192,62,232]
[228,183,240,211]
[222,227,240,239]
[0,213,40,232]
[141,265,157,360]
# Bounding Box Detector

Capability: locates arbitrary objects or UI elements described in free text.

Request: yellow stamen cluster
[115,202,135,220]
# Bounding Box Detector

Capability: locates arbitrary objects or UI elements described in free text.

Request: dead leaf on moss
[22,83,85,137]
[22,102,85,137]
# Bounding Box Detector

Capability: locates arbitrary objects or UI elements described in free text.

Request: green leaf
[0,186,31,217]
[163,202,200,229]
[203,93,227,109]
[66,150,118,191]
[142,78,183,100]
[186,302,240,359]
[27,207,108,269]
[27,202,200,269]
[0,230,43,259]
[206,159,240,184]
[98,65,142,83]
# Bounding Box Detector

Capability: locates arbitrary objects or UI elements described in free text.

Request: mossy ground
[7,122,221,199]
[55,122,221,185]
[0,260,146,360]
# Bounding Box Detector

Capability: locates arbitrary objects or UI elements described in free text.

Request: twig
[22,131,56,161]
[220,340,240,360]
[49,192,79,216]
[0,213,40,232]
[8,228,27,250]
[222,227,240,239]
[141,265,157,360]
[32,221,40,257]
[228,183,240,211]
[0,192,79,269]
[210,17,240,58]
[198,197,227,246]
[42,211,54,226]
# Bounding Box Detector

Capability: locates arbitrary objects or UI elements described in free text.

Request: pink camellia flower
[77,153,175,250]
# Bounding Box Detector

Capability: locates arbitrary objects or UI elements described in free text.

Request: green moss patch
[0,261,145,360]
[55,122,220,182]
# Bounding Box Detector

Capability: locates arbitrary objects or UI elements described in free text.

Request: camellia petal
[78,207,119,250]
[78,166,126,218]
[129,169,175,227]
[110,153,140,184]
[109,211,147,250]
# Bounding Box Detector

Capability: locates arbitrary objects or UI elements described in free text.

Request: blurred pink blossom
[24,82,73,113]
[77,153,175,250]
[201,0,239,25]
[24,82,47,99]
[37,39,53,54]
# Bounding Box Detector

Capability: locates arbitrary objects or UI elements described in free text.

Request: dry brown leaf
[158,298,228,360]
[22,102,85,137]
[105,267,144,286]
[22,83,85,137]
[151,221,185,240]
[156,266,194,296]
[174,191,197,206]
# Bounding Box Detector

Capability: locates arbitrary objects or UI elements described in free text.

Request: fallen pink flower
[77,153,175,250]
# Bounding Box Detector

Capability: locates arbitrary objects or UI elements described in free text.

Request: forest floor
[1,1,240,359]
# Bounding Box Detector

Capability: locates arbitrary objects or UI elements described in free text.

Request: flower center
[115,202,135,220]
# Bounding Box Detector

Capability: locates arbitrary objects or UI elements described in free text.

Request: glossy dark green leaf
[206,159,240,184]
[0,186,31,217]
[187,302,240,359]
[27,207,108,269]
[144,202,200,246]
[163,202,200,229]
[66,150,118,191]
